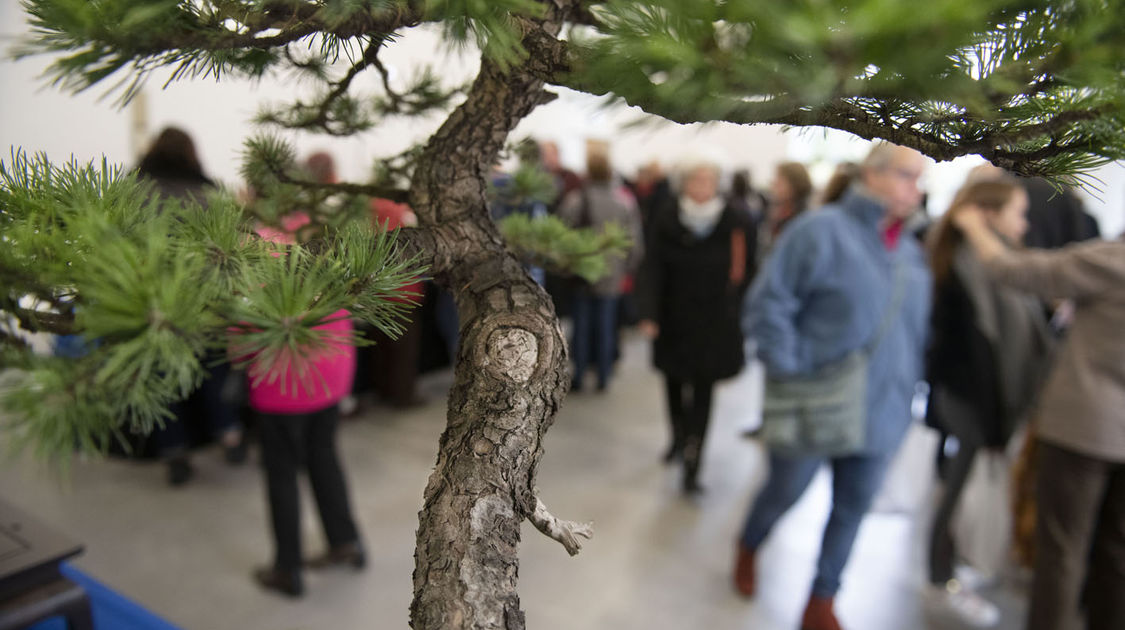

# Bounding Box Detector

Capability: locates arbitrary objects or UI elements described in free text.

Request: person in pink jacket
[248,161,366,597]
[248,309,364,598]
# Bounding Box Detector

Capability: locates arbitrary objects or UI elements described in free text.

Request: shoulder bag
[760,262,906,457]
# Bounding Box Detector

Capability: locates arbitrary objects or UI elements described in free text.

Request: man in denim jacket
[732,143,933,630]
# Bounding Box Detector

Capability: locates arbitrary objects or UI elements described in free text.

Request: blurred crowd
[71,125,1123,630]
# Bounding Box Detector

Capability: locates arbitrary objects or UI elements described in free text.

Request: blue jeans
[571,292,618,389]
[740,451,892,597]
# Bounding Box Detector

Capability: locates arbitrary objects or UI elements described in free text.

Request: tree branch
[396,226,438,272]
[168,5,425,54]
[371,47,405,111]
[270,168,410,204]
[272,37,385,135]
[5,304,76,336]
[528,496,593,557]
[962,107,1112,154]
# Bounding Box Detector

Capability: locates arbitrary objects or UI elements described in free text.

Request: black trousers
[370,314,423,406]
[1028,442,1125,630]
[928,391,988,585]
[664,377,715,472]
[258,405,360,571]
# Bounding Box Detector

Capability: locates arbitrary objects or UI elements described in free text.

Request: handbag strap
[863,261,907,357]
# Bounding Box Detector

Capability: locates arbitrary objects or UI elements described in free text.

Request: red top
[371,198,424,304]
[882,220,905,251]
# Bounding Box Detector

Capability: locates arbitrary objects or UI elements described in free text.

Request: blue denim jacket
[744,189,932,455]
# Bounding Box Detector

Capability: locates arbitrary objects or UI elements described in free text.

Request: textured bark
[407,4,581,629]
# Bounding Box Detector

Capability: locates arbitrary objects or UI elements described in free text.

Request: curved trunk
[407,9,575,629]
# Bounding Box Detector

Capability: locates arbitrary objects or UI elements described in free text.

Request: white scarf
[678,195,725,237]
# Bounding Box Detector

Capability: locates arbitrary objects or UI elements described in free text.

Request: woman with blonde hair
[924,177,1053,625]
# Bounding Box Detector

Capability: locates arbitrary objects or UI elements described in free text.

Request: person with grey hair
[636,157,757,494]
[733,143,933,630]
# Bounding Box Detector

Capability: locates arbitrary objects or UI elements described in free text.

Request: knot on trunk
[483,327,538,383]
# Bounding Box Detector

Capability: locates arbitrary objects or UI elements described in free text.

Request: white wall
[1,6,789,192]
[1076,162,1125,238]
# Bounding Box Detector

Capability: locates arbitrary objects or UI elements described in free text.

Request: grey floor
[0,334,1028,630]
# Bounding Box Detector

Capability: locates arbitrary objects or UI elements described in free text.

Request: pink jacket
[245,214,356,414]
[246,309,356,415]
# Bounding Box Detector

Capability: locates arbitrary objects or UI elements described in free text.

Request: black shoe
[223,438,248,465]
[681,440,704,494]
[167,457,193,487]
[740,426,763,440]
[662,443,684,464]
[682,475,705,496]
[253,566,304,598]
[306,542,366,570]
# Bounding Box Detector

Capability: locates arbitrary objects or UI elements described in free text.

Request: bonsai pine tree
[3,2,1124,629]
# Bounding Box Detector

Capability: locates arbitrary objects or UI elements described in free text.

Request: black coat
[926,252,1053,448]
[637,199,756,382]
[926,270,1005,444]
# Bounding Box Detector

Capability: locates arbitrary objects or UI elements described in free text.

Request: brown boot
[733,545,757,597]
[801,595,843,630]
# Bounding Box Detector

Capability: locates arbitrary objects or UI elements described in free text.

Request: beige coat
[988,240,1125,462]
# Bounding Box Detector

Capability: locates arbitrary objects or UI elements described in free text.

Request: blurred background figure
[728,169,767,272]
[246,176,366,598]
[766,161,814,240]
[735,144,932,630]
[953,204,1125,630]
[137,126,214,202]
[821,162,860,206]
[138,126,245,486]
[369,195,426,409]
[924,177,1054,626]
[637,155,756,494]
[538,139,582,214]
[558,142,644,393]
[628,160,673,237]
[1021,177,1101,249]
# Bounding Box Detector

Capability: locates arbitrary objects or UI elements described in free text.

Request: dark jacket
[926,244,1054,448]
[637,198,756,382]
[1023,177,1100,249]
[137,162,214,207]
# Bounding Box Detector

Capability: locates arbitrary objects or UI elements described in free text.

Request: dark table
[0,498,92,630]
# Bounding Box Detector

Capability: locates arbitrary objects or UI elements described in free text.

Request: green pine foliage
[1,149,421,462]
[425,0,546,70]
[499,214,630,285]
[240,133,373,230]
[489,144,631,284]
[570,0,1125,183]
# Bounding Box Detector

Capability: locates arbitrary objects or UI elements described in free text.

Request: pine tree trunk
[407,11,573,628]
